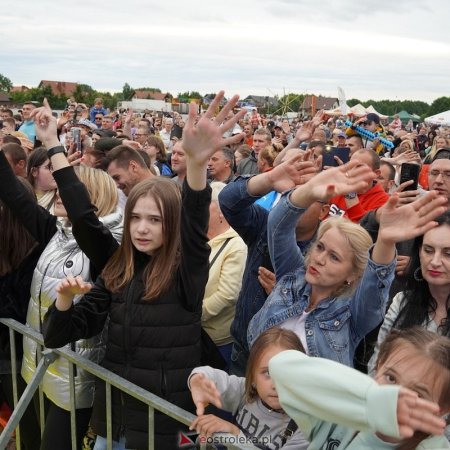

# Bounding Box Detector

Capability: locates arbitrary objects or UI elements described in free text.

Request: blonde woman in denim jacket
[248,159,447,366]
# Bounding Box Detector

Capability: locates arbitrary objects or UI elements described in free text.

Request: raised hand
[258,267,276,295]
[395,255,411,276]
[189,414,239,438]
[291,160,375,207]
[123,108,134,125]
[268,150,317,192]
[182,91,246,167]
[189,372,223,416]
[390,149,421,166]
[378,191,447,244]
[396,388,446,438]
[30,98,60,148]
[55,275,92,311]
[247,150,317,196]
[311,109,325,128]
[293,120,317,144]
[394,180,420,206]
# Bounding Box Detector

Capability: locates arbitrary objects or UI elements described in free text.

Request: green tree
[122,82,133,101]
[0,74,12,92]
[276,93,305,115]
[179,91,203,100]
[347,98,362,107]
[73,84,96,104]
[135,87,162,93]
[427,96,450,116]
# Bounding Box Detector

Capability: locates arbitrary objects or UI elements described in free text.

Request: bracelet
[344,192,358,200]
[47,145,67,158]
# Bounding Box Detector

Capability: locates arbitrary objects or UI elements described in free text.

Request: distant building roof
[302,95,338,111]
[243,95,279,108]
[38,80,78,96]
[133,91,171,101]
[0,93,11,103]
[10,85,30,93]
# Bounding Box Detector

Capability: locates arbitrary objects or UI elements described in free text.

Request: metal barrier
[0,318,257,450]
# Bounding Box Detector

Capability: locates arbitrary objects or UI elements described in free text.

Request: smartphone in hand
[399,162,420,190]
[72,127,82,154]
[322,146,350,168]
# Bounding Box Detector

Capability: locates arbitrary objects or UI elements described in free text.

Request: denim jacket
[247,191,396,367]
[218,177,271,354]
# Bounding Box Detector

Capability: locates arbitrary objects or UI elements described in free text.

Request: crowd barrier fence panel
[0,318,257,450]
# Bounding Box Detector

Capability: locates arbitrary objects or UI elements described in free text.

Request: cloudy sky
[1,0,449,104]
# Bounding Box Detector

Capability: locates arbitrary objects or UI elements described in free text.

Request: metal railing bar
[105,382,112,450]
[8,327,21,450]
[147,405,154,450]
[0,350,57,449]
[68,361,77,450]
[0,319,258,450]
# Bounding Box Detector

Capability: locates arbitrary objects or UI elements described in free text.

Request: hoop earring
[414,267,424,282]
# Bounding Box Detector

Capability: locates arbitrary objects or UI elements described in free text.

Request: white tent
[349,104,367,117]
[366,105,389,120]
[424,110,450,126]
[323,106,347,116]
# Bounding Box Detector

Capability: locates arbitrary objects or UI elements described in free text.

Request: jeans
[93,435,132,450]
[229,340,248,377]
[217,342,233,373]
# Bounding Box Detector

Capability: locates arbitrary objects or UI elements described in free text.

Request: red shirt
[328,183,389,223]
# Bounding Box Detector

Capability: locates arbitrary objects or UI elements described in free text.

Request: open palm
[269,152,317,192]
[182,91,246,166]
[378,192,447,244]
[306,160,375,201]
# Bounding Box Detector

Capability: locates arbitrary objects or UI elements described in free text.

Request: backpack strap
[280,419,298,447]
[209,237,232,269]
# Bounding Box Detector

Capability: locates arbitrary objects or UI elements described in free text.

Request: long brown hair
[376,327,450,450]
[245,328,305,404]
[0,178,37,276]
[26,147,48,188]
[145,136,167,163]
[102,178,181,300]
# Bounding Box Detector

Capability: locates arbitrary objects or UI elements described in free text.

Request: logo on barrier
[178,431,199,448]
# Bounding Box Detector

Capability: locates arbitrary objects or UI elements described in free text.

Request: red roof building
[10,85,30,93]
[38,80,78,96]
[132,90,171,101]
[301,95,339,116]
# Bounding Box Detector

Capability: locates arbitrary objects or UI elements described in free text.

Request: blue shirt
[18,120,36,142]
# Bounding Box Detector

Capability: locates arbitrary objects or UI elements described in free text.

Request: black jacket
[43,181,211,450]
[0,152,55,369]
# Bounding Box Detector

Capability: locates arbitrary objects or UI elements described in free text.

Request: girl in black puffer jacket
[43,92,246,450]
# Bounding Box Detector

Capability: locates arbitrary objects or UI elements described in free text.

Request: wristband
[344,192,357,200]
[47,145,67,158]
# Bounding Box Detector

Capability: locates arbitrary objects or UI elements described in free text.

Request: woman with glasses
[26,147,58,214]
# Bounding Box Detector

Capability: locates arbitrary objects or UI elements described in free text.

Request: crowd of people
[0,93,450,450]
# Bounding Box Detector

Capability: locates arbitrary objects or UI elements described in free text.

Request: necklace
[260,399,284,414]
